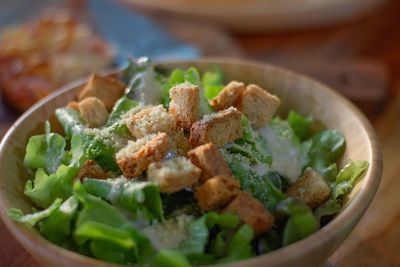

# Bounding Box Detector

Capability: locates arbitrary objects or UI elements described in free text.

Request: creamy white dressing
[258,126,307,183]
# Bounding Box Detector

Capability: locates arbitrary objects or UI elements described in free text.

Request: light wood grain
[0,59,382,267]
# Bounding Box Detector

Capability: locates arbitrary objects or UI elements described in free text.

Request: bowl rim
[0,57,383,267]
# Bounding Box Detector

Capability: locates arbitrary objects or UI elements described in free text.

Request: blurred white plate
[119,0,386,32]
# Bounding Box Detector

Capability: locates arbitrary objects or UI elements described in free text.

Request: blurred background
[0,0,399,266]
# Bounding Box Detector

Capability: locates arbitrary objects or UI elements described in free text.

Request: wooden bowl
[0,59,382,267]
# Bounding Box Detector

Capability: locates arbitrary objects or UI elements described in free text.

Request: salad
[8,58,369,266]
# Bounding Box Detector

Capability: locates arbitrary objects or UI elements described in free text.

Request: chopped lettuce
[258,118,310,183]
[24,121,66,174]
[24,165,79,208]
[220,151,285,212]
[8,198,62,227]
[308,129,346,179]
[179,212,253,265]
[315,160,369,220]
[73,181,155,264]
[287,111,313,141]
[83,178,163,221]
[202,67,224,100]
[125,59,163,106]
[153,250,191,267]
[39,196,79,245]
[107,96,139,126]
[55,108,118,172]
[276,198,319,246]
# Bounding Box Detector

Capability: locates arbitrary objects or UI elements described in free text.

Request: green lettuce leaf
[55,108,118,172]
[107,96,139,126]
[276,198,319,246]
[39,196,79,244]
[216,225,254,264]
[25,165,79,208]
[8,198,62,227]
[153,250,191,267]
[83,178,163,221]
[124,58,163,105]
[202,67,224,100]
[308,129,346,178]
[179,212,253,265]
[24,121,66,174]
[73,181,155,264]
[315,160,369,220]
[287,111,313,141]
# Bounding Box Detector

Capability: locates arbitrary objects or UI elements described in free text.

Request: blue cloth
[87,0,200,66]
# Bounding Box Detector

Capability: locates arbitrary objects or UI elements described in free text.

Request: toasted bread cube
[75,160,111,181]
[286,167,331,209]
[195,175,240,211]
[78,97,109,128]
[127,105,176,139]
[224,192,274,235]
[78,74,125,111]
[210,81,245,111]
[189,107,243,147]
[187,143,232,182]
[237,84,281,129]
[67,101,80,112]
[169,130,191,156]
[148,157,201,193]
[116,133,169,178]
[169,82,200,129]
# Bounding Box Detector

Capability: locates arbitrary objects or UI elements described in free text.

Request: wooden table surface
[1,0,400,266]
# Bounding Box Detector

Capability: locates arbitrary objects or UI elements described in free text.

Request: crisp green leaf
[202,67,224,100]
[83,178,163,221]
[55,108,118,172]
[8,198,62,227]
[39,196,78,244]
[153,250,191,267]
[309,129,346,178]
[73,181,156,264]
[24,122,66,174]
[276,198,319,246]
[25,165,78,208]
[287,111,313,141]
[107,96,139,126]
[217,225,254,263]
[315,160,369,220]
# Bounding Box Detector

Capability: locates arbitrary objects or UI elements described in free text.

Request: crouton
[286,167,331,209]
[67,101,80,112]
[75,160,111,181]
[147,157,201,193]
[195,175,240,211]
[169,130,191,156]
[169,82,200,129]
[78,74,125,111]
[127,105,176,139]
[237,84,281,129]
[224,192,274,235]
[116,133,169,178]
[189,107,243,147]
[187,143,232,182]
[210,81,245,111]
[78,97,109,128]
